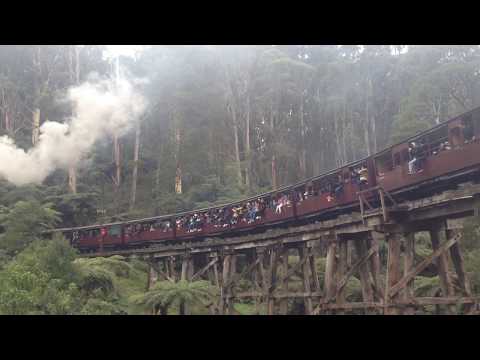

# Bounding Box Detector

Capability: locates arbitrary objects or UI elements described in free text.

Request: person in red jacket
[99,227,107,252]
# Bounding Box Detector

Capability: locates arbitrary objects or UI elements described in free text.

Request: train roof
[49,105,480,233]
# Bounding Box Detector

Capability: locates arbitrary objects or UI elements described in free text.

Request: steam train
[50,106,480,252]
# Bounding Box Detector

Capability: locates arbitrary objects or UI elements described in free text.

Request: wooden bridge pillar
[219,250,241,315]
[298,244,313,315]
[323,239,337,314]
[429,227,455,314]
[180,253,193,315]
[368,231,384,304]
[403,233,416,315]
[256,247,268,314]
[446,228,474,314]
[278,247,289,315]
[352,235,375,314]
[336,238,348,314]
[267,246,280,315]
[146,257,159,291]
[168,256,177,282]
[385,233,402,315]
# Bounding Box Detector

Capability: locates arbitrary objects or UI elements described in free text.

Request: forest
[1,45,480,315]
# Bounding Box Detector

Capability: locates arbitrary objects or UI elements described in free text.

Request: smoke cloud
[0,76,147,186]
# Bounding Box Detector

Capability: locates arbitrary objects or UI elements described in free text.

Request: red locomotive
[52,106,480,252]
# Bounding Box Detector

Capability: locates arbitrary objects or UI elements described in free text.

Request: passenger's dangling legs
[408,158,416,174]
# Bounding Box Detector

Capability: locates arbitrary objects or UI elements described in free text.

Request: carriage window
[464,115,475,142]
[375,151,393,175]
[426,126,448,156]
[109,225,122,236]
[393,152,402,167]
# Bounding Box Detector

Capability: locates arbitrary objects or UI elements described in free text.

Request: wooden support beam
[230,291,323,299]
[257,250,268,309]
[278,249,289,315]
[337,244,376,297]
[323,302,383,310]
[359,195,366,224]
[403,233,415,315]
[157,269,175,283]
[323,241,337,307]
[168,257,177,282]
[146,261,154,291]
[385,233,402,315]
[447,229,474,314]
[401,297,478,306]
[347,241,352,269]
[448,232,472,296]
[192,257,218,282]
[219,254,232,315]
[379,187,388,222]
[389,234,460,298]
[268,247,279,315]
[299,245,313,315]
[336,240,348,314]
[368,232,384,302]
[181,256,189,281]
[280,254,308,284]
[430,229,455,314]
[229,254,237,309]
[353,238,375,313]
[180,255,193,315]
[309,248,321,294]
[225,257,261,290]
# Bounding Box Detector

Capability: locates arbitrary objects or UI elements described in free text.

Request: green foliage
[130,280,218,315]
[80,298,125,315]
[73,256,133,297]
[0,200,61,255]
[0,236,80,314]
[414,276,440,297]
[464,249,480,294]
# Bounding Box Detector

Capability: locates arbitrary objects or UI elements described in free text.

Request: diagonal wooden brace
[336,245,377,296]
[224,257,261,290]
[388,233,460,298]
[191,257,218,281]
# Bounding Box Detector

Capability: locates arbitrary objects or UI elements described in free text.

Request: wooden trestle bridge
[83,182,480,315]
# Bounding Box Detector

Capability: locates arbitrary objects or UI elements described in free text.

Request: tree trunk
[342,95,348,163]
[244,92,252,191]
[232,107,243,188]
[179,302,186,315]
[32,108,40,145]
[130,122,141,210]
[5,109,12,134]
[154,141,163,215]
[334,104,343,166]
[270,107,278,190]
[32,46,42,147]
[68,45,80,194]
[174,111,182,195]
[113,133,121,194]
[298,96,307,179]
[364,79,371,157]
[68,167,77,195]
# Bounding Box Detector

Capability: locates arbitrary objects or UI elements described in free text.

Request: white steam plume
[0,76,147,186]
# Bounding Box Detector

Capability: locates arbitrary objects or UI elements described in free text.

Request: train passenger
[351,167,361,186]
[358,166,368,188]
[333,174,344,197]
[408,142,418,174]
